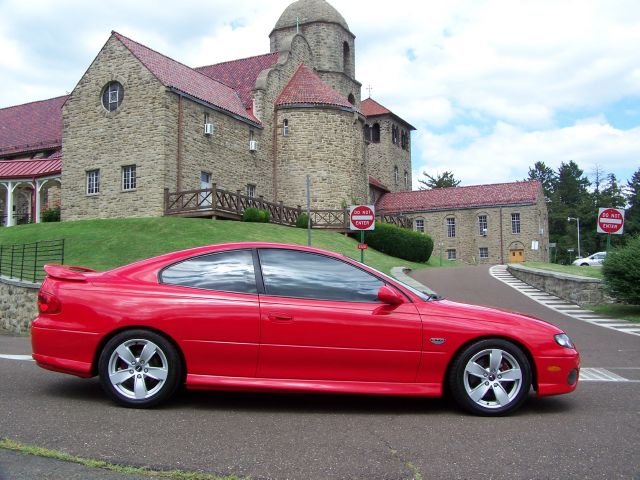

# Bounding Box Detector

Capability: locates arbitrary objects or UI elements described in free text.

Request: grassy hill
[0,217,450,274]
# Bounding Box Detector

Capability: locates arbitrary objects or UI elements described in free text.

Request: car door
[158,249,260,377]
[256,248,423,383]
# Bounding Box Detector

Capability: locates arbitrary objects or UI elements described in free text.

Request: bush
[296,213,311,228]
[355,222,433,263]
[242,207,270,223]
[602,235,640,304]
[42,207,61,222]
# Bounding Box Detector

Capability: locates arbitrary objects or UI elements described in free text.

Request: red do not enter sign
[597,208,625,234]
[349,205,375,231]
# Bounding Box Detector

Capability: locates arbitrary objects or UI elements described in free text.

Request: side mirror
[378,285,404,305]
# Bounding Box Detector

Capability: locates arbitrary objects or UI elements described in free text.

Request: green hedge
[241,208,270,223]
[296,213,311,228]
[355,222,433,263]
[42,207,61,222]
[602,234,640,304]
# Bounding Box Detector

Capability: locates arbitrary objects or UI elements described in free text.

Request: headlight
[554,333,574,349]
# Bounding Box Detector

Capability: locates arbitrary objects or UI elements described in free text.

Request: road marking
[489,265,640,337]
[580,368,631,382]
[0,354,33,361]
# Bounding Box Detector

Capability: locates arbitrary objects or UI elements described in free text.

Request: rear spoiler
[44,264,97,282]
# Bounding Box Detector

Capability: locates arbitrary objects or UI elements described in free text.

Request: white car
[573,251,607,266]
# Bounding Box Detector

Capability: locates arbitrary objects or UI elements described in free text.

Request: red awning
[0,157,61,180]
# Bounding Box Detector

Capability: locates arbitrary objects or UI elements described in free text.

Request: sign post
[597,208,625,251]
[349,205,375,263]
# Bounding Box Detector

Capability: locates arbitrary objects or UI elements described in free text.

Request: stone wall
[365,115,412,193]
[0,277,38,334]
[275,107,367,209]
[508,264,609,306]
[62,35,168,220]
[406,200,549,265]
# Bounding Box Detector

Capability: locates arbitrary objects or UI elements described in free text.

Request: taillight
[38,291,61,314]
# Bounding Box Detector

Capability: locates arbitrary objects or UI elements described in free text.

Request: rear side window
[258,249,384,302]
[161,250,257,294]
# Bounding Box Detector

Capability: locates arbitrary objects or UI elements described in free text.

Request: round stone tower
[270,0,361,107]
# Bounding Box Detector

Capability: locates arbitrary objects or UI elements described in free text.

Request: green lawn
[587,304,640,323]
[0,217,454,274]
[523,261,603,279]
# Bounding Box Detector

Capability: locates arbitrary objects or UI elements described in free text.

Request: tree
[625,168,640,237]
[418,171,461,189]
[526,161,557,199]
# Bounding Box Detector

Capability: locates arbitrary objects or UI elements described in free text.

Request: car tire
[580,263,589,267]
[98,329,182,408]
[448,339,532,416]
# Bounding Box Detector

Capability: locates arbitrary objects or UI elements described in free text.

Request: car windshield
[358,263,438,302]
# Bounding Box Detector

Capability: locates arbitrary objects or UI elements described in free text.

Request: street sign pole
[361,230,365,263]
[607,233,611,252]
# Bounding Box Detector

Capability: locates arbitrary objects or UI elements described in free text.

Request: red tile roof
[369,175,389,192]
[276,64,355,109]
[361,97,416,130]
[0,156,62,180]
[376,180,542,213]
[196,53,279,110]
[113,32,260,125]
[0,96,67,157]
[361,98,391,117]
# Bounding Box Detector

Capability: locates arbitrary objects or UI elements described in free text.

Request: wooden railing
[164,187,411,230]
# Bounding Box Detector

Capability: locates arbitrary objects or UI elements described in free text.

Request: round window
[101,81,124,112]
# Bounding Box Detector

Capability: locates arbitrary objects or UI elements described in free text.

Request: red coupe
[31,243,579,416]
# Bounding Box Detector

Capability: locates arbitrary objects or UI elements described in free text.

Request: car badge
[430,338,446,345]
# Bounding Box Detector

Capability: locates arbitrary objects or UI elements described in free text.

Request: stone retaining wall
[507,264,609,306]
[0,277,39,334]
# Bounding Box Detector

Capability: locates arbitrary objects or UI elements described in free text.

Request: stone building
[377,180,550,264]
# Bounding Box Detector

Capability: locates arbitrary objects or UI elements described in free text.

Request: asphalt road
[0,265,639,479]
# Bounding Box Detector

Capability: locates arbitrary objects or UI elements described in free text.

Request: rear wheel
[448,339,532,416]
[98,330,182,408]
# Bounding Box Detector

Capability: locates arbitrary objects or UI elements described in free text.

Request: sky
[1,0,639,190]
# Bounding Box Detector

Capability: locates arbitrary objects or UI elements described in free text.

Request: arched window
[394,166,399,184]
[372,123,380,143]
[404,171,409,189]
[348,94,355,105]
[283,119,289,136]
[343,41,351,75]
[392,125,399,145]
[363,124,371,142]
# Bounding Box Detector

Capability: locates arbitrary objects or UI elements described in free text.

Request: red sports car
[32,242,579,416]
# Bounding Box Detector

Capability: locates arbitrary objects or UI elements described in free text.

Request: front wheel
[98,330,182,408]
[448,339,532,416]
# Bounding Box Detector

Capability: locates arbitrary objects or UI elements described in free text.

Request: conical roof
[273,0,349,32]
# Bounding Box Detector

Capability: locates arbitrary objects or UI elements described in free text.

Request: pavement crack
[384,441,423,480]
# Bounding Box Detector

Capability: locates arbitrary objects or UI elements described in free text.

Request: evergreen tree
[418,171,461,189]
[626,168,640,237]
[526,161,556,199]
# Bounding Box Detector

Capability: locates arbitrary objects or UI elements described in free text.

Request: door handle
[267,313,293,322]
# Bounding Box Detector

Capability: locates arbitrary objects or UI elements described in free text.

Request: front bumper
[535,351,580,396]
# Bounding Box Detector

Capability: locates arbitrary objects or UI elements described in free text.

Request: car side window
[161,249,257,294]
[258,249,384,302]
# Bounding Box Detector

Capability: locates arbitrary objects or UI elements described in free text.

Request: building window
[343,41,351,75]
[415,219,424,233]
[478,215,488,236]
[401,130,409,150]
[347,94,355,105]
[86,169,100,195]
[101,81,123,112]
[447,217,456,238]
[479,247,489,259]
[122,165,136,191]
[392,125,399,145]
[372,123,380,143]
[246,184,256,198]
[511,213,521,234]
[394,166,399,184]
[447,249,457,260]
[364,124,371,142]
[283,119,289,136]
[404,171,409,189]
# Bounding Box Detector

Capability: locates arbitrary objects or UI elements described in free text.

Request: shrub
[242,208,269,223]
[296,213,311,228]
[602,234,640,304]
[356,222,433,263]
[42,207,61,222]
